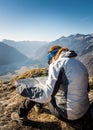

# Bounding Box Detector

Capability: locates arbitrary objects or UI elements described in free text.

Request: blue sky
[0,0,93,41]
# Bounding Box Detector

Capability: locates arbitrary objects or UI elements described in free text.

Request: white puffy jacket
[16,51,90,120]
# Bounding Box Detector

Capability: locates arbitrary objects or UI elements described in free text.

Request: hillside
[0,42,27,65]
[0,68,93,130]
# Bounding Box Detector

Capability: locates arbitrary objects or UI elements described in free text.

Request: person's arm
[16,64,61,103]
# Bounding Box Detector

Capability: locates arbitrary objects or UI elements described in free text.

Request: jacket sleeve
[16,64,60,103]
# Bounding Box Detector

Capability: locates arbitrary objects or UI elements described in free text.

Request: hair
[48,45,69,61]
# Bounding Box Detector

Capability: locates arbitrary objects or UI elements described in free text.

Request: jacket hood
[60,50,77,58]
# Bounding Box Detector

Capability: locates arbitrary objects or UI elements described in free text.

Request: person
[11,45,90,124]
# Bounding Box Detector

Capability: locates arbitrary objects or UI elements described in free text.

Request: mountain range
[0,33,93,76]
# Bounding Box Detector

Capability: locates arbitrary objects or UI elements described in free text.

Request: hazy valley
[0,33,93,79]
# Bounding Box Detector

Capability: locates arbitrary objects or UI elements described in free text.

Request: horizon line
[0,33,93,42]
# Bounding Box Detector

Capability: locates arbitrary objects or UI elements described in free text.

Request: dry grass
[12,68,48,80]
[0,68,93,130]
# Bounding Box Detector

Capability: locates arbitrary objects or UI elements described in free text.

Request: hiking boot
[11,112,28,125]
